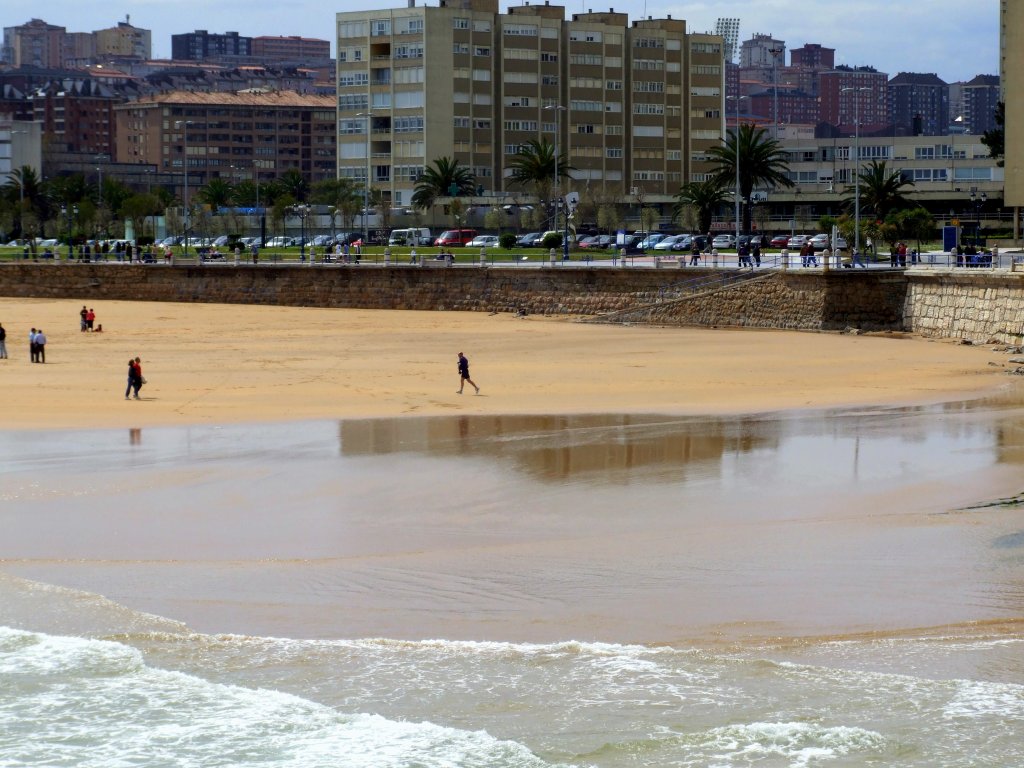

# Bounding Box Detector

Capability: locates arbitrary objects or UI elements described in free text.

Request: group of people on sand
[79,305,100,333]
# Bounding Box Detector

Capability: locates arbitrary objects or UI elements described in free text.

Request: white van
[388,228,432,246]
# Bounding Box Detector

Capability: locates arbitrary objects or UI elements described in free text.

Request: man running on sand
[457,351,480,395]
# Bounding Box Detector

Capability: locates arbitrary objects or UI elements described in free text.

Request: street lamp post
[543,105,567,248]
[970,189,987,248]
[175,120,194,255]
[727,96,742,248]
[841,87,871,258]
[769,46,783,139]
[290,204,311,261]
[356,110,374,248]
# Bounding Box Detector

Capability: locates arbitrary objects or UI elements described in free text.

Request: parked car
[334,232,364,246]
[265,236,293,247]
[467,235,500,248]
[787,234,810,249]
[388,227,433,246]
[712,234,736,249]
[653,234,685,251]
[576,235,599,249]
[434,229,477,247]
[637,233,665,250]
[515,232,544,248]
[769,234,790,248]
[809,234,830,251]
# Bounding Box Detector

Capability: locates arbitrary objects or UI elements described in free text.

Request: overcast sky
[3,0,1000,84]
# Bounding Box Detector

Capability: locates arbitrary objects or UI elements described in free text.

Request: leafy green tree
[673,178,729,235]
[412,156,475,210]
[120,193,163,238]
[707,123,793,233]
[981,102,1004,166]
[847,160,914,220]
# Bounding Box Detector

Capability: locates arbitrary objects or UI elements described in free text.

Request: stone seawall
[3,263,1023,341]
[591,271,908,332]
[904,270,1024,343]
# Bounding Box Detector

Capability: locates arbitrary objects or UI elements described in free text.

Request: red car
[434,229,477,247]
[769,235,790,248]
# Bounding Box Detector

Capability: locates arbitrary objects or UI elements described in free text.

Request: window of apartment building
[474,20,491,32]
[633,59,663,71]
[692,129,720,140]
[634,37,664,48]
[395,116,425,132]
[692,64,720,75]
[666,39,681,51]
[505,95,533,107]
[453,17,469,29]
[394,140,424,157]
[453,117,470,128]
[473,119,491,129]
[503,120,538,131]
[338,94,369,111]
[915,146,935,160]
[605,56,622,67]
[570,76,601,89]
[634,81,665,93]
[473,94,492,105]
[474,166,492,178]
[396,17,423,34]
[339,143,366,160]
[633,171,665,180]
[339,119,367,135]
[394,165,424,181]
[339,166,367,181]
[634,149,665,159]
[691,108,720,119]
[453,92,470,103]
[690,86,720,97]
[540,53,558,62]
[570,100,602,111]
[505,72,538,84]
[394,45,424,58]
[371,93,391,108]
[395,91,424,109]
[474,46,491,57]
[541,121,556,134]
[606,125,623,135]
[473,68,491,81]
[606,148,623,158]
[453,67,470,79]
[394,66,424,84]
[569,30,603,43]
[340,72,369,87]
[504,48,538,61]
[542,27,558,39]
[606,102,622,112]
[338,47,364,62]
[453,43,469,54]
[691,42,721,54]
[633,103,664,115]
[371,19,391,36]
[667,150,681,161]
[504,143,525,155]
[504,24,538,36]
[570,54,603,66]
[576,124,596,134]
[606,80,623,90]
[338,21,368,38]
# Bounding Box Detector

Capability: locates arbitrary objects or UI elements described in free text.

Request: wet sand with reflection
[3,393,1023,647]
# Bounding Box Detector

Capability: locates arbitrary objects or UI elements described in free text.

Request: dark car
[515,232,544,248]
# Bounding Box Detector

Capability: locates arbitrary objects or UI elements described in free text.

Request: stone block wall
[905,271,1024,343]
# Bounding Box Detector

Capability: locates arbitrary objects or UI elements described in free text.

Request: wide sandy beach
[0,297,1016,430]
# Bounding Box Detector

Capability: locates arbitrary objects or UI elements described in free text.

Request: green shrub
[542,232,563,249]
[499,232,517,250]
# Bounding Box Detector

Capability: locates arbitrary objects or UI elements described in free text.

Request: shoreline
[0,297,1017,431]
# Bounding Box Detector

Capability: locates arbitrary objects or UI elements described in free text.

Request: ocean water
[2,400,1024,767]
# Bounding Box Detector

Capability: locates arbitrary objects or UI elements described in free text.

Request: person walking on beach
[86,308,96,331]
[457,351,480,395]
[34,329,46,363]
[29,328,37,362]
[0,322,7,359]
[125,358,139,399]
[80,305,88,332]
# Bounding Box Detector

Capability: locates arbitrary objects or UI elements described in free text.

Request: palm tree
[707,123,793,233]
[848,160,914,220]
[197,178,234,210]
[411,156,475,210]
[507,139,571,197]
[277,169,309,203]
[673,178,729,235]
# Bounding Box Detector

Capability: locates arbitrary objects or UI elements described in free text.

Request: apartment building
[819,66,889,133]
[887,72,949,137]
[1003,0,1021,208]
[335,0,724,211]
[171,31,252,61]
[113,90,336,196]
[252,36,331,62]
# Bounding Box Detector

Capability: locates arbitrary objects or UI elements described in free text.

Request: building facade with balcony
[171,31,253,61]
[334,0,724,212]
[887,72,949,137]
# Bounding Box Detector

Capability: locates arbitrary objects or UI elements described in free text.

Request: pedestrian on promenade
[457,352,480,395]
[0,322,7,359]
